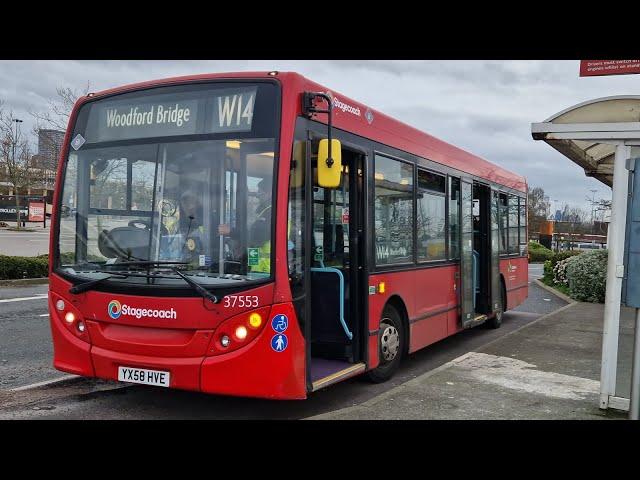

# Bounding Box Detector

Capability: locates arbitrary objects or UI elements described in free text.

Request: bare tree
[556,205,590,248]
[0,107,36,229]
[29,83,91,172]
[527,186,548,235]
[31,83,91,131]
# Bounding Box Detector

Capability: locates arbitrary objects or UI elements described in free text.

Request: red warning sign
[28,202,45,222]
[580,60,640,77]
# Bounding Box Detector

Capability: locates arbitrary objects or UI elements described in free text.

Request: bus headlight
[235,326,248,340]
[65,312,75,324]
[220,335,230,348]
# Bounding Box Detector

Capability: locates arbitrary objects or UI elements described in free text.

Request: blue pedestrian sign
[271,314,288,333]
[271,333,288,352]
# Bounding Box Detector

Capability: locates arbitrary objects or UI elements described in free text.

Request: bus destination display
[88,86,258,143]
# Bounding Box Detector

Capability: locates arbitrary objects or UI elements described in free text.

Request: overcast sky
[0,60,635,211]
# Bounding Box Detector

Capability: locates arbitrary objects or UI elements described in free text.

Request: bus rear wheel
[366,305,404,383]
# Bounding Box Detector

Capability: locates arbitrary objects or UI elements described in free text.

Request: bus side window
[449,177,460,259]
[508,195,519,254]
[519,196,527,255]
[499,193,508,254]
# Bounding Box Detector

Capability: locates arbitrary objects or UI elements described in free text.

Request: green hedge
[566,249,608,303]
[528,241,553,263]
[543,250,583,283]
[0,255,49,280]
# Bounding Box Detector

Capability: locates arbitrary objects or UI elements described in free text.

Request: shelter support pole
[599,143,630,409]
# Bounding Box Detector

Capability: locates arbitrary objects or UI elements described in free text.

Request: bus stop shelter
[531,96,640,412]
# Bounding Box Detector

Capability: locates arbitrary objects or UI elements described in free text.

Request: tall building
[37,129,64,169]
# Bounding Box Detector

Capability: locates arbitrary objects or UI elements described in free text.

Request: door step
[311,362,366,392]
[463,314,488,329]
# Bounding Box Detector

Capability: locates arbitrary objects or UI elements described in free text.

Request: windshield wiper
[107,261,190,266]
[170,268,221,304]
[69,274,129,294]
[68,265,222,304]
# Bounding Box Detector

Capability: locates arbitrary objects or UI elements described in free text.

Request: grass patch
[541,276,571,297]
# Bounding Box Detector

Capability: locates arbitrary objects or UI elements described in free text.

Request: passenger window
[374,154,414,265]
[519,197,527,255]
[499,193,508,254]
[508,195,519,254]
[449,177,460,259]
[417,169,446,261]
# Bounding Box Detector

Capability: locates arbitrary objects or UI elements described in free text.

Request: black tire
[366,305,404,383]
[486,282,505,329]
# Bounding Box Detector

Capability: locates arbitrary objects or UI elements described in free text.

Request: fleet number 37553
[223,295,259,308]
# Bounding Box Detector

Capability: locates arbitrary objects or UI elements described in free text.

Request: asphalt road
[0,284,51,390]
[0,264,567,419]
[0,226,51,257]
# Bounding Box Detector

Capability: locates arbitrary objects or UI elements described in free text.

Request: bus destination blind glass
[85,86,258,143]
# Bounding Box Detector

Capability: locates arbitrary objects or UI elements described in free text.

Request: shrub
[566,249,608,303]
[543,259,553,282]
[553,256,577,285]
[529,244,553,262]
[550,250,582,266]
[0,255,49,279]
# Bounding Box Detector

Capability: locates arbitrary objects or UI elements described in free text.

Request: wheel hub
[380,323,399,362]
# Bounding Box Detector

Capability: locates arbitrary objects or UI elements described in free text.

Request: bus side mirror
[317,139,342,189]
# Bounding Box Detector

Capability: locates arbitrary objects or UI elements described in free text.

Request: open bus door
[303,132,367,393]
[490,189,503,315]
[459,178,476,327]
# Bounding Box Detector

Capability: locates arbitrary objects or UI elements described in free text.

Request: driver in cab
[161,190,231,264]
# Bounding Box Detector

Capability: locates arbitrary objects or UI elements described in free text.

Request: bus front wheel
[366,305,403,383]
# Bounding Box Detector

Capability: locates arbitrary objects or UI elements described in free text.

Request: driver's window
[90,157,128,210]
[131,160,156,211]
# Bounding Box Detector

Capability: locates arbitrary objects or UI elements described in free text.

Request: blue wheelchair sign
[271,314,288,333]
[271,333,288,352]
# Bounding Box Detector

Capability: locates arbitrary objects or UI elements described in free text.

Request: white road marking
[452,352,600,400]
[39,313,50,317]
[9,375,78,391]
[0,294,48,303]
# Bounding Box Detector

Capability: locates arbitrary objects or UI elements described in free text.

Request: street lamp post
[12,118,23,227]
[12,118,23,166]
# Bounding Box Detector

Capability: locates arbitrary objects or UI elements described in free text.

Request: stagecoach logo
[507,261,517,273]
[107,299,177,320]
[108,300,122,320]
[332,96,361,117]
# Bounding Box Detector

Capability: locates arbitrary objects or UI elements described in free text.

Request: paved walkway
[308,298,631,420]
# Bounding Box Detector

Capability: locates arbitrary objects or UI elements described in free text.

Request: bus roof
[86,71,527,193]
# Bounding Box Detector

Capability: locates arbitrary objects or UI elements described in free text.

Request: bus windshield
[55,81,279,287]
